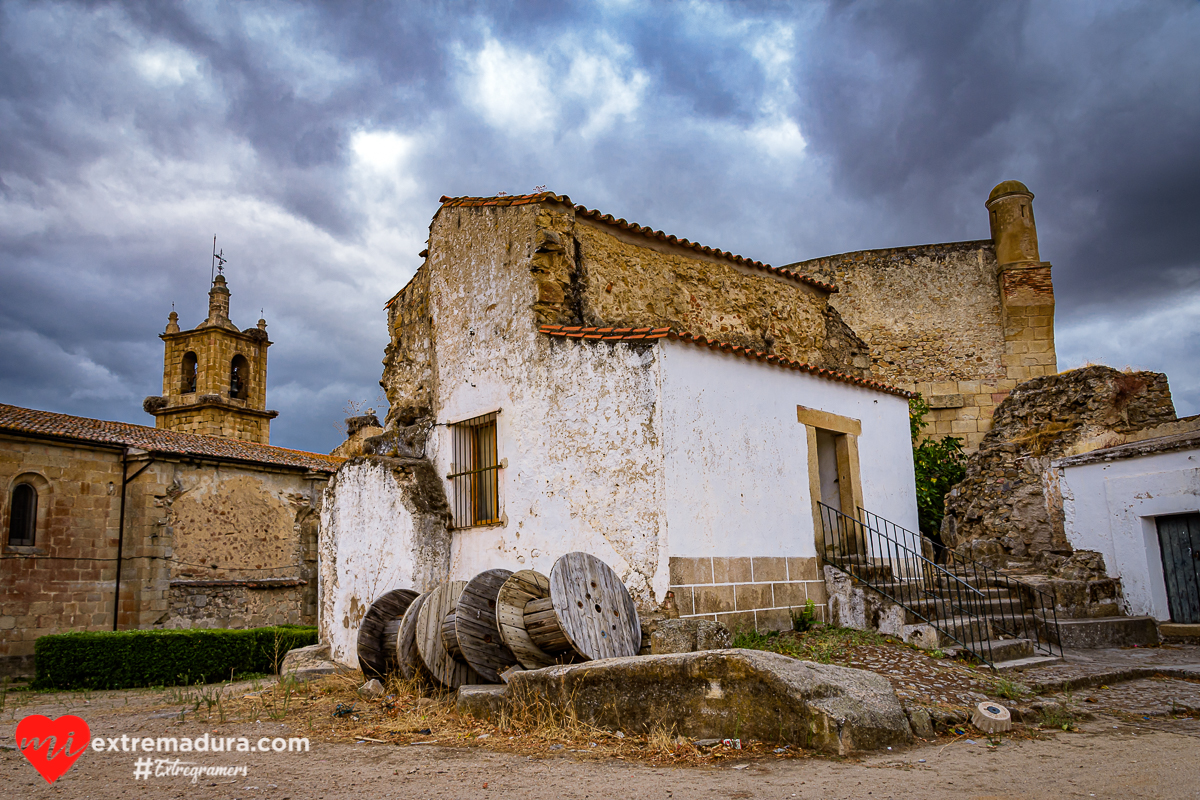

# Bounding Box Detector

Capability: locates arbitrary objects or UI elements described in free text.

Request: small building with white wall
[319,191,920,667]
[1055,430,1200,624]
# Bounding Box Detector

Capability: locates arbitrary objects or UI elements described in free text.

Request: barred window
[448,411,501,528]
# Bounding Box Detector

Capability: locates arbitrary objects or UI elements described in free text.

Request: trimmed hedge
[33,625,317,690]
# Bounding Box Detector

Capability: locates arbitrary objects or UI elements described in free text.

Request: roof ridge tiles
[0,403,343,472]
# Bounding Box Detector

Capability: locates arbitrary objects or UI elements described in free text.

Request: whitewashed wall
[659,341,919,560]
[422,204,668,604]
[1059,448,1200,620]
[317,460,450,666]
[430,337,666,603]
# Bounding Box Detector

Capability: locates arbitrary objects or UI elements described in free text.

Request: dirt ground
[3,675,1198,800]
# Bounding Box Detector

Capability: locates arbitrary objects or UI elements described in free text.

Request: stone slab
[457,684,509,721]
[505,648,912,755]
[1160,623,1200,642]
[1049,616,1159,649]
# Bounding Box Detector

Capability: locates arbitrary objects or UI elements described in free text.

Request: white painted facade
[659,342,918,560]
[1057,445,1200,620]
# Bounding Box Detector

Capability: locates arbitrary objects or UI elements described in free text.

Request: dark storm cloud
[1,0,1197,455]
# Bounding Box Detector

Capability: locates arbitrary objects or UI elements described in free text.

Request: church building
[0,275,339,678]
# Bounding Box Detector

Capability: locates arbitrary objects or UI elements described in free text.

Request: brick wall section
[669,556,828,632]
[797,241,1057,451]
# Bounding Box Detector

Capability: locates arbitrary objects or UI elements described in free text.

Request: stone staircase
[826,558,1064,672]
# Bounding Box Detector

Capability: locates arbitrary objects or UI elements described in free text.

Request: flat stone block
[1158,623,1200,641]
[734,582,773,611]
[693,585,734,614]
[787,557,818,581]
[457,684,508,721]
[669,557,712,586]
[1049,616,1159,649]
[752,556,787,582]
[712,557,752,584]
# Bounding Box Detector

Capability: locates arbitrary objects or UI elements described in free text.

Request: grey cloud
[1,0,1196,453]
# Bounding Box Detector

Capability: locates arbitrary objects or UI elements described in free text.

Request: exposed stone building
[143,274,278,444]
[793,181,1057,451]
[1,277,338,677]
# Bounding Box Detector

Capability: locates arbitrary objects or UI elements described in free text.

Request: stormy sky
[2,1,1197,454]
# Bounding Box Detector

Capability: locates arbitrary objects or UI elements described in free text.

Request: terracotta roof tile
[538,326,912,398]
[0,403,343,473]
[438,193,837,293]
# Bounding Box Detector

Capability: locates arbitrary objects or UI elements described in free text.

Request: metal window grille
[448,412,500,528]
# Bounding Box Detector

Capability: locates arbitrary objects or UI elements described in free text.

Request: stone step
[991,654,1064,673]
[1035,615,1159,649]
[979,638,1035,662]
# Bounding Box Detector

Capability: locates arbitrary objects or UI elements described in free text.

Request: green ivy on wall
[909,394,966,539]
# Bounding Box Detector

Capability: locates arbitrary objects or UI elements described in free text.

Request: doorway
[1156,513,1200,624]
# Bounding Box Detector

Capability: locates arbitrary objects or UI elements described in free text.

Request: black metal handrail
[857,507,1062,661]
[818,503,1062,668]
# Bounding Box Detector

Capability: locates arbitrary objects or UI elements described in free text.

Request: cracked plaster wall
[317,457,452,667]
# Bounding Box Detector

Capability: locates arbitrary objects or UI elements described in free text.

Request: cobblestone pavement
[845,644,999,709]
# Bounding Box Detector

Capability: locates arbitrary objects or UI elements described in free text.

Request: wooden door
[1157,513,1200,624]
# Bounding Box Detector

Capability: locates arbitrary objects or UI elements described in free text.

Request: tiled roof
[539,325,912,398]
[0,403,343,473]
[438,193,837,293]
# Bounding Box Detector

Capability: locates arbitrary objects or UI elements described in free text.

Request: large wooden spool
[415,581,481,689]
[395,590,431,682]
[497,570,561,669]
[547,552,641,660]
[450,568,520,683]
[356,588,418,678]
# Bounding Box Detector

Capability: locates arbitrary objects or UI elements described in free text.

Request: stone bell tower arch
[145,274,278,444]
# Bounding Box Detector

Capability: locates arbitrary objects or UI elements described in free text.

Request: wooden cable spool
[452,568,520,683]
[395,590,431,682]
[497,570,562,669]
[546,552,641,660]
[356,588,418,678]
[415,581,481,689]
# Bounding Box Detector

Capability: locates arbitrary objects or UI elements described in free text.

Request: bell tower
[145,274,278,444]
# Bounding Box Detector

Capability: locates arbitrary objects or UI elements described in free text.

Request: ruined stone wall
[802,242,1056,451]
[378,199,872,427]
[159,460,324,627]
[382,266,434,429]
[942,366,1178,569]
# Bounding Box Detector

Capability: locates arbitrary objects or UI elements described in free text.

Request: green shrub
[909,394,966,537]
[33,625,316,690]
[790,599,818,633]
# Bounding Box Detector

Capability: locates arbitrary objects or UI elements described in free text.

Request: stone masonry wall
[799,242,1056,451]
[669,556,828,632]
[942,365,1178,567]
[0,434,324,677]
